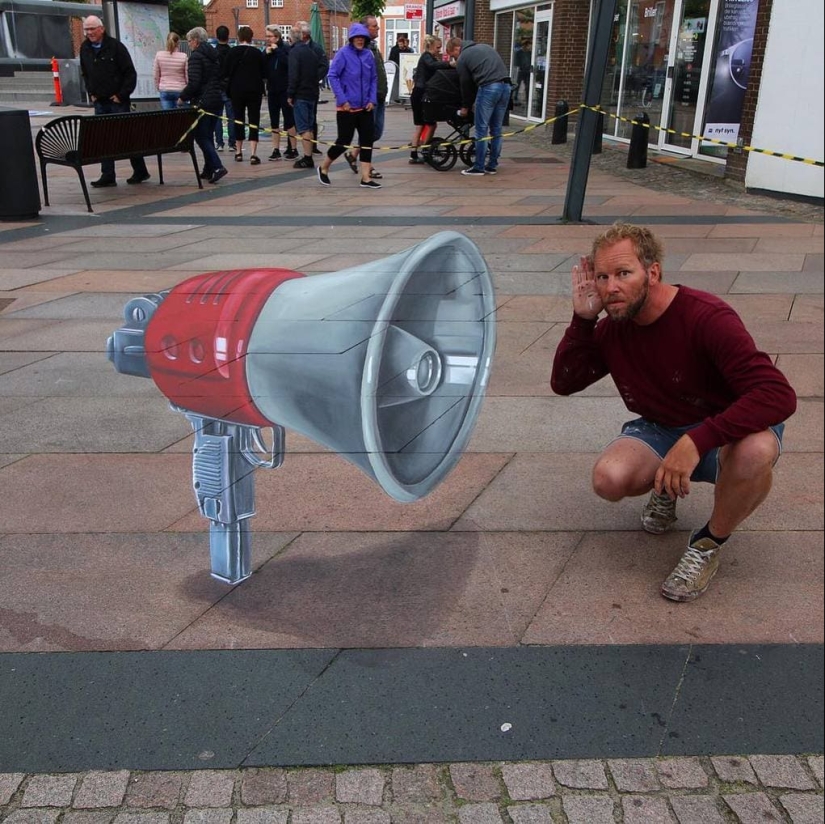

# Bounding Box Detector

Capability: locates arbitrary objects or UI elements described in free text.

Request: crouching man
[551,223,797,602]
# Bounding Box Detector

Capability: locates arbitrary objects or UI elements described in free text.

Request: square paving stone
[775,355,824,398]
[521,530,823,646]
[0,532,297,653]
[782,399,823,452]
[31,271,191,295]
[0,320,122,353]
[0,454,197,533]
[720,294,794,322]
[0,352,54,376]
[8,294,148,321]
[0,269,85,290]
[165,531,579,650]
[746,320,824,354]
[790,294,823,322]
[682,253,806,272]
[0,352,163,398]
[0,397,189,453]
[743,453,823,531]
[730,271,825,294]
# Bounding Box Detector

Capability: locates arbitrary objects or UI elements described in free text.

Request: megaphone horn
[107,231,497,583]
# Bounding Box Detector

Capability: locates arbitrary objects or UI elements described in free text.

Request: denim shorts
[292,98,316,134]
[617,417,785,484]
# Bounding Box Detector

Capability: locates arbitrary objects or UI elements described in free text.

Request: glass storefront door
[662,0,713,151]
[600,0,720,156]
[504,5,552,122]
[530,11,552,120]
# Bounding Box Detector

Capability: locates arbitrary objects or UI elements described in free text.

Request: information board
[112,0,170,100]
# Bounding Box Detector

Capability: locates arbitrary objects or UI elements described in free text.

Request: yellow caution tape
[191,105,824,168]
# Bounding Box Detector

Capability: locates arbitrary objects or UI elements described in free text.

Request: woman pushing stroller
[317,23,381,189]
[408,35,459,164]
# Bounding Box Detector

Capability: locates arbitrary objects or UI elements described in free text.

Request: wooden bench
[35,108,203,212]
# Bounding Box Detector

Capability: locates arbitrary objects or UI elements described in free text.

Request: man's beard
[605,278,649,322]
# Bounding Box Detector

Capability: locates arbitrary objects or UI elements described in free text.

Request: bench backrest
[37,108,200,164]
[79,109,199,160]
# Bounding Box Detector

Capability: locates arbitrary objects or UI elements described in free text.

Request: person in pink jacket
[154,32,188,109]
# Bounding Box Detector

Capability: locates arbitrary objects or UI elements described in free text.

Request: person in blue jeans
[178,27,228,184]
[452,37,511,176]
[78,15,150,187]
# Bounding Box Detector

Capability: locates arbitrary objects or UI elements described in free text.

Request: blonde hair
[592,222,665,271]
[237,25,254,42]
[423,34,441,51]
[265,24,281,36]
[166,32,180,53]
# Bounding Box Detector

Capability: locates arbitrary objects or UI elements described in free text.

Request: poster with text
[702,0,758,143]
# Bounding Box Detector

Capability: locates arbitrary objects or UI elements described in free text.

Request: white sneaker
[641,490,677,534]
[661,533,722,602]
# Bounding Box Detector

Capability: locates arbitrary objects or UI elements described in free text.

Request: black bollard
[551,100,568,144]
[627,112,649,168]
[592,110,604,155]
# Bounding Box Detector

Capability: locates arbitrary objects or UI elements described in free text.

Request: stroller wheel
[459,138,476,168]
[425,137,458,171]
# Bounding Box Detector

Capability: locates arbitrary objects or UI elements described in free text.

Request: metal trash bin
[0,107,41,221]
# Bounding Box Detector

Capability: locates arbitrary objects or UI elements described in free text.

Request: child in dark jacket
[317,23,381,189]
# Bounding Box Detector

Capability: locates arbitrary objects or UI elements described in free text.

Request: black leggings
[327,109,375,164]
[232,94,262,142]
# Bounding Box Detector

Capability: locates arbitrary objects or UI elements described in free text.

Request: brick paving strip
[2,755,822,824]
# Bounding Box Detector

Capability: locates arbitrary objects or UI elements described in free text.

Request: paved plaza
[0,98,822,823]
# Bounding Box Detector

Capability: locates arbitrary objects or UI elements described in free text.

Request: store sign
[405,3,424,19]
[434,1,464,22]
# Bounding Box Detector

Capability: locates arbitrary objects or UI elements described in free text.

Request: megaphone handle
[185,413,285,584]
[209,519,251,584]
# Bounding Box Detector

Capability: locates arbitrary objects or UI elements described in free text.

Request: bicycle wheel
[458,138,476,167]
[425,137,458,171]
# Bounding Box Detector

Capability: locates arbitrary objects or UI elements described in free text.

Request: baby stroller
[420,69,476,171]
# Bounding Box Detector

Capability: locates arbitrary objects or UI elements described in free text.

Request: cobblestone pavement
[2,756,823,824]
[517,129,824,225]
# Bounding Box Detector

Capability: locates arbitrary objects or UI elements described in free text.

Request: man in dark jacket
[287,20,328,168]
[388,34,412,65]
[178,27,228,184]
[79,15,149,187]
[452,38,511,176]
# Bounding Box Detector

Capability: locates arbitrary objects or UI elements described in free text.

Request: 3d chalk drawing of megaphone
[107,231,497,584]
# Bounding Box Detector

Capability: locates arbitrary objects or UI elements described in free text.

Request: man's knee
[592,459,636,502]
[719,431,779,482]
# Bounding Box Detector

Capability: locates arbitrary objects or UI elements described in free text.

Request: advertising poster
[114,0,170,99]
[702,0,758,142]
[398,51,418,98]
